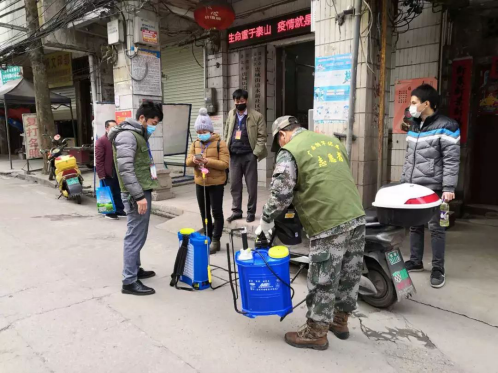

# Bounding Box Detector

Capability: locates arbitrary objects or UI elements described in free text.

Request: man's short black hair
[105,120,117,129]
[233,89,248,100]
[411,84,439,110]
[136,101,164,122]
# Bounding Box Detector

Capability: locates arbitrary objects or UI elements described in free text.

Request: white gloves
[255,218,274,240]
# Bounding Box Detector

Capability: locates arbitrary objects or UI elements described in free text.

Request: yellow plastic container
[55,155,77,173]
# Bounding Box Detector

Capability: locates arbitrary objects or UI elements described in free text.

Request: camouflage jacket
[262,128,365,239]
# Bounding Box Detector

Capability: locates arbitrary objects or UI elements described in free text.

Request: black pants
[230,152,258,215]
[196,184,225,240]
[104,176,125,215]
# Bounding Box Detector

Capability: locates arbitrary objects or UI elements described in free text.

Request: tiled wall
[388,8,442,182]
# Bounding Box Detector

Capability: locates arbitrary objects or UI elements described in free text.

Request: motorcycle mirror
[54,134,61,141]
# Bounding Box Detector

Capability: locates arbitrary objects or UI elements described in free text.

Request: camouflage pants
[306,225,365,325]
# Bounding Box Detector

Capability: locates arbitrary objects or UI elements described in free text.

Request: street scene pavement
[1,176,497,373]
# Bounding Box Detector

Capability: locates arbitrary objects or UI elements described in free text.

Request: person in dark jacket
[400,84,461,288]
[95,119,125,220]
[223,89,267,223]
[108,102,163,296]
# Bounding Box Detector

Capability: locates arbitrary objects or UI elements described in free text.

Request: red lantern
[194,0,235,30]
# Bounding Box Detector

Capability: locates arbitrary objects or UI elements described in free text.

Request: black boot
[122,280,155,296]
[210,239,221,254]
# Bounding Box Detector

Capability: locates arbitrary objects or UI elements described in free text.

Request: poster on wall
[313,54,352,124]
[22,114,42,160]
[449,57,473,144]
[93,103,116,141]
[393,77,438,134]
[115,110,132,125]
[131,49,162,97]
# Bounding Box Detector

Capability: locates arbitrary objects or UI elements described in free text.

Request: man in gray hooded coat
[108,101,163,296]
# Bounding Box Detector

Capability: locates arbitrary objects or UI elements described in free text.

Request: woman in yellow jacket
[186,108,230,254]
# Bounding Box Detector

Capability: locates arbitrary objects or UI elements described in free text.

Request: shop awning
[0,78,71,105]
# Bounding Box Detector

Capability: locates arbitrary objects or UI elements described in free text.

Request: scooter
[46,134,67,181]
[51,135,84,204]
[272,198,421,309]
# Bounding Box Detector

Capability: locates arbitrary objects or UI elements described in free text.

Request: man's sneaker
[431,268,445,288]
[405,260,424,272]
[105,214,119,220]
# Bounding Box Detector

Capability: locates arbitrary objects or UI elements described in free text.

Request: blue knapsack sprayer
[169,165,299,318]
[170,225,301,320]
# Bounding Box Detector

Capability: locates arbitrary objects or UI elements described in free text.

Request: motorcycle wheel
[361,260,397,309]
[75,195,82,204]
[48,165,54,181]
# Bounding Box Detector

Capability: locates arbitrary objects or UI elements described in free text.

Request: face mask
[236,103,247,112]
[409,104,422,118]
[147,125,157,136]
[198,133,211,142]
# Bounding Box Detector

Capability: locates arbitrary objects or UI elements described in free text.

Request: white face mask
[409,104,422,118]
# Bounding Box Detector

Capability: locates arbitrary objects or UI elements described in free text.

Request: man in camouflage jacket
[256,116,365,350]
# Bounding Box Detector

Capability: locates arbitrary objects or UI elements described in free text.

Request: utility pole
[24,0,56,174]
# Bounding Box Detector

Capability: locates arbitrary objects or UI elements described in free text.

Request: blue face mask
[147,125,156,136]
[198,133,211,142]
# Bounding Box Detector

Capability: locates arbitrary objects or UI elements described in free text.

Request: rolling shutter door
[162,45,204,166]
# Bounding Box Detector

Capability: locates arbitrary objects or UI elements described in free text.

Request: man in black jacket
[400,84,460,288]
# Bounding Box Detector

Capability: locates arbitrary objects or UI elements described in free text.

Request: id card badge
[235,130,242,140]
[150,164,158,180]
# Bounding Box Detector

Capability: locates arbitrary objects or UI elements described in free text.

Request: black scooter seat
[365,209,379,224]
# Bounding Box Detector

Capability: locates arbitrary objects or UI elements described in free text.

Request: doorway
[276,41,315,128]
[469,63,498,206]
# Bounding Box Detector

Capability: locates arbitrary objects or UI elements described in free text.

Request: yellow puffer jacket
[186,133,230,186]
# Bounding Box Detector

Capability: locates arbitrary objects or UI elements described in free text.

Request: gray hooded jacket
[400,112,460,193]
[108,118,150,201]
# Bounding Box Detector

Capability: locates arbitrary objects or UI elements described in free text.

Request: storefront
[225,8,315,186]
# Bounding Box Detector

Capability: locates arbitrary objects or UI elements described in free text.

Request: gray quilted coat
[400,112,460,193]
[108,119,149,201]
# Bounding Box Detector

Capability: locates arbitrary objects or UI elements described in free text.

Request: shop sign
[227,9,311,49]
[115,110,132,125]
[313,54,352,125]
[393,77,437,134]
[22,114,42,160]
[449,57,472,144]
[0,66,21,85]
[43,51,73,88]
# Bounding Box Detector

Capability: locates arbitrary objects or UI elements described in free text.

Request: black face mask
[236,103,247,112]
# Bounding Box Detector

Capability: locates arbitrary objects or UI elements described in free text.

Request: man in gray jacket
[109,102,163,296]
[400,84,460,288]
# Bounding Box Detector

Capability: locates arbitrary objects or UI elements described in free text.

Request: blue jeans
[409,204,445,270]
[122,190,152,285]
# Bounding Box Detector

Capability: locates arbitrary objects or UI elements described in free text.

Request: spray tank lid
[268,246,289,259]
[180,228,195,235]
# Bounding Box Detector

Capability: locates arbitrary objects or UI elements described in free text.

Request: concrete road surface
[0,176,497,373]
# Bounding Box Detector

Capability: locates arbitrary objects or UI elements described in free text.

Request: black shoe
[137,268,156,279]
[122,280,155,295]
[246,214,255,223]
[405,260,424,272]
[227,213,243,223]
[431,268,445,288]
[116,211,127,217]
[105,214,118,220]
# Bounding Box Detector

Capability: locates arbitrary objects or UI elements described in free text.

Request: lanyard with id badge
[235,114,245,140]
[147,143,158,180]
